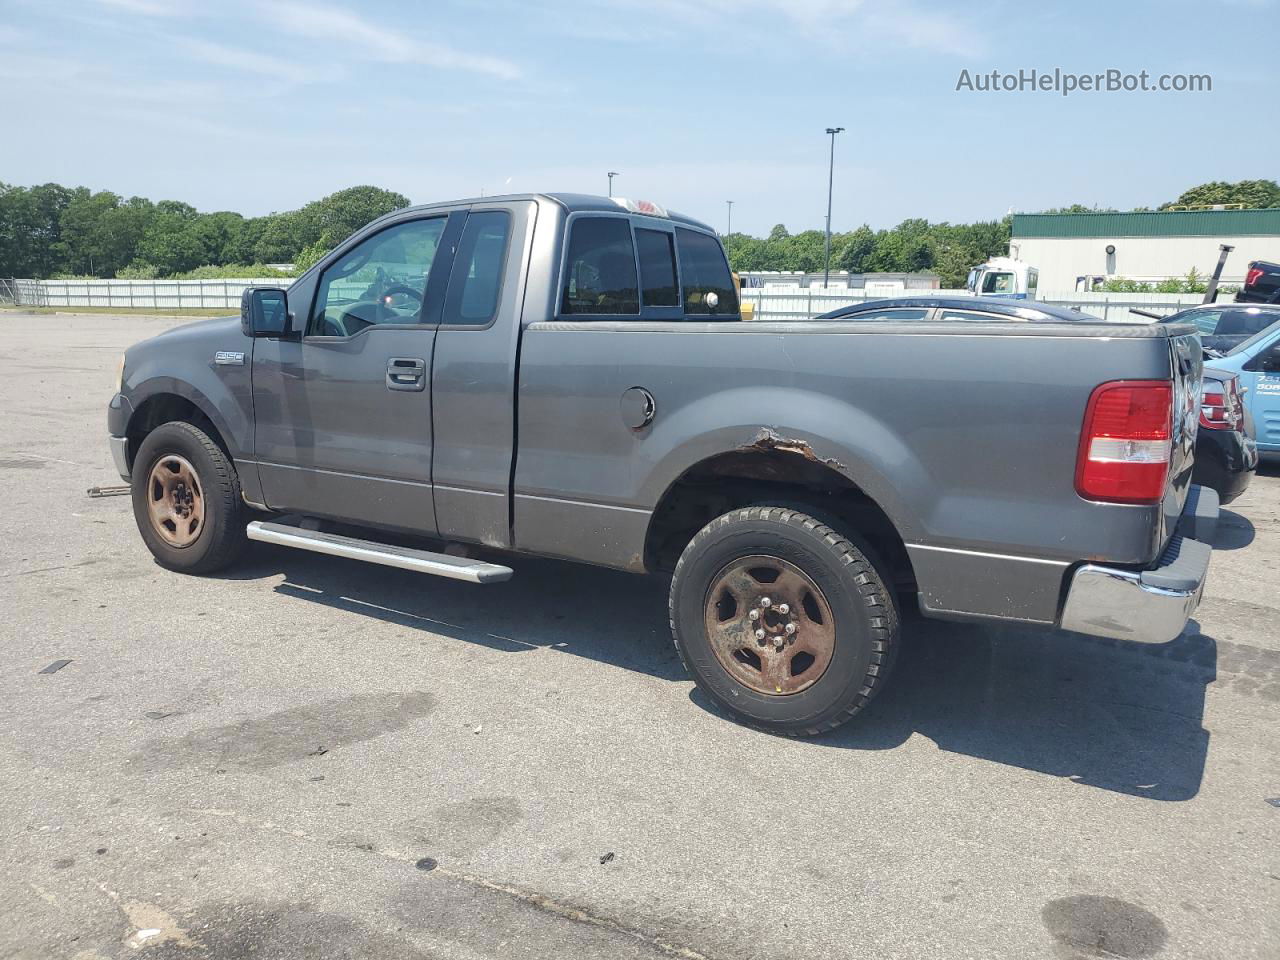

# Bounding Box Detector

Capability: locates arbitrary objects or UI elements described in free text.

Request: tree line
[725,218,1012,288]
[0,183,410,280]
[2,178,1275,286]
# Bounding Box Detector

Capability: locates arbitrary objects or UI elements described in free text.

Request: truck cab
[966,256,1039,300]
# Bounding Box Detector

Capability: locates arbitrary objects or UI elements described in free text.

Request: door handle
[387,357,426,392]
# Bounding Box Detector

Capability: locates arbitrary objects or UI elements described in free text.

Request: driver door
[250,211,463,535]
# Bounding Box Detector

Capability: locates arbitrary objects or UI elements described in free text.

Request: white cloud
[260,1,522,80]
[90,0,185,15]
[589,0,985,56]
[173,36,315,84]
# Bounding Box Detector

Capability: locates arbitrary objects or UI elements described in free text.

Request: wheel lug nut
[778,603,789,615]
[785,623,796,635]
[748,609,760,621]
[760,597,771,608]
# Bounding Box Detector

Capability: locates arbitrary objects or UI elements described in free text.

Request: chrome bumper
[108,435,131,481]
[1059,485,1218,644]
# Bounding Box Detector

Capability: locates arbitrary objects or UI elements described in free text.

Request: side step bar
[245,521,514,584]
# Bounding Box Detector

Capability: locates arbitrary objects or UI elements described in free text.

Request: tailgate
[1162,331,1204,547]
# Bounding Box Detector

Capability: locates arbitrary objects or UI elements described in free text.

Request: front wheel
[130,421,247,574]
[668,505,898,737]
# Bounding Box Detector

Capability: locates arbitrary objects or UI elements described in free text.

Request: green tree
[55,190,149,276]
[831,225,876,273]
[0,182,75,277]
[1162,179,1280,209]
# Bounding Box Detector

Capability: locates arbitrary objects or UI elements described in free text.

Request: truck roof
[383,192,716,234]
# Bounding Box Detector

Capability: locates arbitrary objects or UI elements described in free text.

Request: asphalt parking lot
[1,310,1278,960]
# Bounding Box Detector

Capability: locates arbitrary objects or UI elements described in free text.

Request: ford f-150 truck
[107,193,1219,736]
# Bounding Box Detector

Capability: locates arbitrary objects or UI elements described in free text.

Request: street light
[607,171,619,197]
[823,127,844,288]
[725,200,734,256]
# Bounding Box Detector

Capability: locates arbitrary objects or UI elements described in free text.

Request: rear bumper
[1059,485,1218,644]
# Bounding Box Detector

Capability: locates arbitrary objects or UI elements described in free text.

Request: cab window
[561,217,638,315]
[442,211,510,326]
[635,228,679,307]
[310,218,445,337]
[677,228,738,316]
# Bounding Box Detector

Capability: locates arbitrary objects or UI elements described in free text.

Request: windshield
[981,271,1015,294]
[1225,315,1280,357]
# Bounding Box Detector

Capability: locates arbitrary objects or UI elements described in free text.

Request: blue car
[1207,316,1280,458]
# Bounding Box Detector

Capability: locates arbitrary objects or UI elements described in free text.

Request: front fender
[119,316,254,460]
[125,375,251,460]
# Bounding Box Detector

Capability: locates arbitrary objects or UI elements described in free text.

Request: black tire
[669,505,898,737]
[130,420,247,574]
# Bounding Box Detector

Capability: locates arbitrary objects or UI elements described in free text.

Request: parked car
[1158,302,1280,353]
[1236,259,1280,304]
[1192,368,1257,503]
[817,296,1099,323]
[1204,316,1280,458]
[107,193,1218,737]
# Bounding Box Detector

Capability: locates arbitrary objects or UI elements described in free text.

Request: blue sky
[1,0,1275,234]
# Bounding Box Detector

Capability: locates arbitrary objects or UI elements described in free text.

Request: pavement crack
[191,807,720,960]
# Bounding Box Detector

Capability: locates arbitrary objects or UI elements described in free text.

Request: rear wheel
[131,421,246,574]
[669,505,898,736]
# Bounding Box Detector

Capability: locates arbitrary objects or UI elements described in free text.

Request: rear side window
[561,217,638,315]
[1178,309,1221,335]
[635,228,678,307]
[442,211,510,325]
[677,228,738,316]
[847,307,932,321]
[1215,307,1274,336]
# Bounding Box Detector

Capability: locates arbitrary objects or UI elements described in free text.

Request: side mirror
[241,286,290,338]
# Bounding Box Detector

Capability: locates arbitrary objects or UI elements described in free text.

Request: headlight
[116,354,126,393]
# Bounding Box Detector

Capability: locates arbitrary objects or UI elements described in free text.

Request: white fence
[742,287,1212,323]
[8,277,292,310]
[9,277,1217,323]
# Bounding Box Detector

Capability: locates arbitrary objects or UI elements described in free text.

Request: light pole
[607,171,619,197]
[823,126,844,288]
[725,200,734,256]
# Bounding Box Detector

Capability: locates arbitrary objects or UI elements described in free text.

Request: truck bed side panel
[514,321,1180,622]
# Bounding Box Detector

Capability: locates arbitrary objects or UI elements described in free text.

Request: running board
[245,521,514,584]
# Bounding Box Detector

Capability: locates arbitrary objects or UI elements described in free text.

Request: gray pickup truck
[107,193,1218,735]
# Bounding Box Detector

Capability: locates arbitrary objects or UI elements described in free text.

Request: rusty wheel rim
[146,454,204,548]
[703,555,836,696]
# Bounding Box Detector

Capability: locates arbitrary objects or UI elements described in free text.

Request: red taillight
[1201,378,1244,431]
[1245,265,1264,288]
[1076,380,1173,504]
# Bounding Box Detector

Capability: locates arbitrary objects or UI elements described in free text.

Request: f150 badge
[214,351,245,365]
